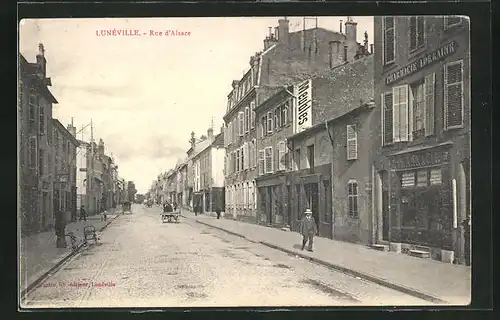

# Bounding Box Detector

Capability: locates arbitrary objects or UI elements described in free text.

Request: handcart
[162,210,180,223]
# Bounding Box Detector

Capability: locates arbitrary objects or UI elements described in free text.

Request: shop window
[409,16,425,52]
[347,180,358,218]
[416,170,427,187]
[382,16,395,65]
[430,168,442,185]
[444,60,464,130]
[444,16,462,29]
[401,172,415,188]
[381,92,394,145]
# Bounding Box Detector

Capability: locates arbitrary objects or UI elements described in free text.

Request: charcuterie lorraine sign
[385,40,458,85]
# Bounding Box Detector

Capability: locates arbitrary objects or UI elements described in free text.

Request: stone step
[409,249,431,259]
[370,244,389,251]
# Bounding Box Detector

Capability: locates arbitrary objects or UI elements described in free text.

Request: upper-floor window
[346,125,358,160]
[347,179,359,218]
[277,140,288,171]
[267,111,273,134]
[28,95,37,129]
[281,101,289,125]
[250,101,256,129]
[409,16,425,52]
[274,108,281,129]
[261,115,267,137]
[294,148,301,170]
[444,16,462,29]
[265,146,273,174]
[307,144,315,169]
[382,16,396,65]
[28,137,37,170]
[238,112,244,136]
[411,81,426,139]
[245,107,250,133]
[258,149,265,175]
[444,60,464,130]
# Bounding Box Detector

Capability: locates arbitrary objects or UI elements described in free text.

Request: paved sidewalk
[181,209,471,305]
[20,209,121,293]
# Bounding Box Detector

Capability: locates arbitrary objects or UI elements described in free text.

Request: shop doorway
[304,183,319,229]
[286,185,292,226]
[267,186,273,225]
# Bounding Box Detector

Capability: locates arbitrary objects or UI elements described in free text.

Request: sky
[19,16,373,194]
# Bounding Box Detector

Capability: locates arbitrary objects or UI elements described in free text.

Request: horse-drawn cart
[162,210,180,223]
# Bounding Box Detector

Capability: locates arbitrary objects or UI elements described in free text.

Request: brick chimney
[207,127,214,141]
[36,43,46,79]
[190,131,196,148]
[98,138,105,155]
[278,18,289,47]
[329,40,342,68]
[345,17,357,42]
[66,124,76,137]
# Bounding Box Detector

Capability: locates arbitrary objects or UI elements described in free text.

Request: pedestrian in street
[101,209,108,221]
[215,207,221,219]
[55,209,66,248]
[300,208,318,252]
[173,201,178,212]
[194,203,199,216]
[79,205,87,222]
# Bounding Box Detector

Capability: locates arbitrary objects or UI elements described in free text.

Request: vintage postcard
[18,16,471,309]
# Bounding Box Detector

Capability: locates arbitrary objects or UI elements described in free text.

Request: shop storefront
[256,174,291,227]
[289,165,332,239]
[381,141,470,263]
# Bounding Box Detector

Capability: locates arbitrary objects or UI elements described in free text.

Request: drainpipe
[324,120,335,239]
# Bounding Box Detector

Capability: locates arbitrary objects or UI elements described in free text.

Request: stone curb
[20,214,121,299]
[191,219,448,305]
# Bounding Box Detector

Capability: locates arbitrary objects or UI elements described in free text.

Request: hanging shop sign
[385,40,458,85]
[293,79,313,133]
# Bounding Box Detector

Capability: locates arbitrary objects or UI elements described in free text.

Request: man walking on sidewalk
[300,208,318,252]
[79,205,87,222]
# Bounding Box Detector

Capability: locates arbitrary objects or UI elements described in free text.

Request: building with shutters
[19,44,58,234]
[373,16,470,264]
[52,119,79,224]
[286,54,374,242]
[254,86,294,227]
[223,17,370,223]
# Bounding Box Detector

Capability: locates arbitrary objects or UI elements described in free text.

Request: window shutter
[347,125,358,160]
[444,60,464,129]
[424,72,436,136]
[245,107,250,133]
[383,17,395,64]
[392,87,400,142]
[267,111,273,133]
[278,141,286,171]
[408,86,414,141]
[258,150,265,175]
[392,85,409,142]
[244,143,249,169]
[239,112,244,136]
[265,147,273,173]
[251,101,256,128]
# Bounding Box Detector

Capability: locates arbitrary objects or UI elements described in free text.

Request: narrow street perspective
[19,15,473,309]
[23,205,433,308]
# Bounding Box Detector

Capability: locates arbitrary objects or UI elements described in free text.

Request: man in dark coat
[79,205,87,221]
[55,210,67,248]
[300,208,318,251]
[215,207,221,219]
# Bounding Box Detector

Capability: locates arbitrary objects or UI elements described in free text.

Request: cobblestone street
[22,205,430,308]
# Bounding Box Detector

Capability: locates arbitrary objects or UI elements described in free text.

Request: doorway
[267,187,273,225]
[286,185,292,226]
[305,183,319,229]
[380,171,390,241]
